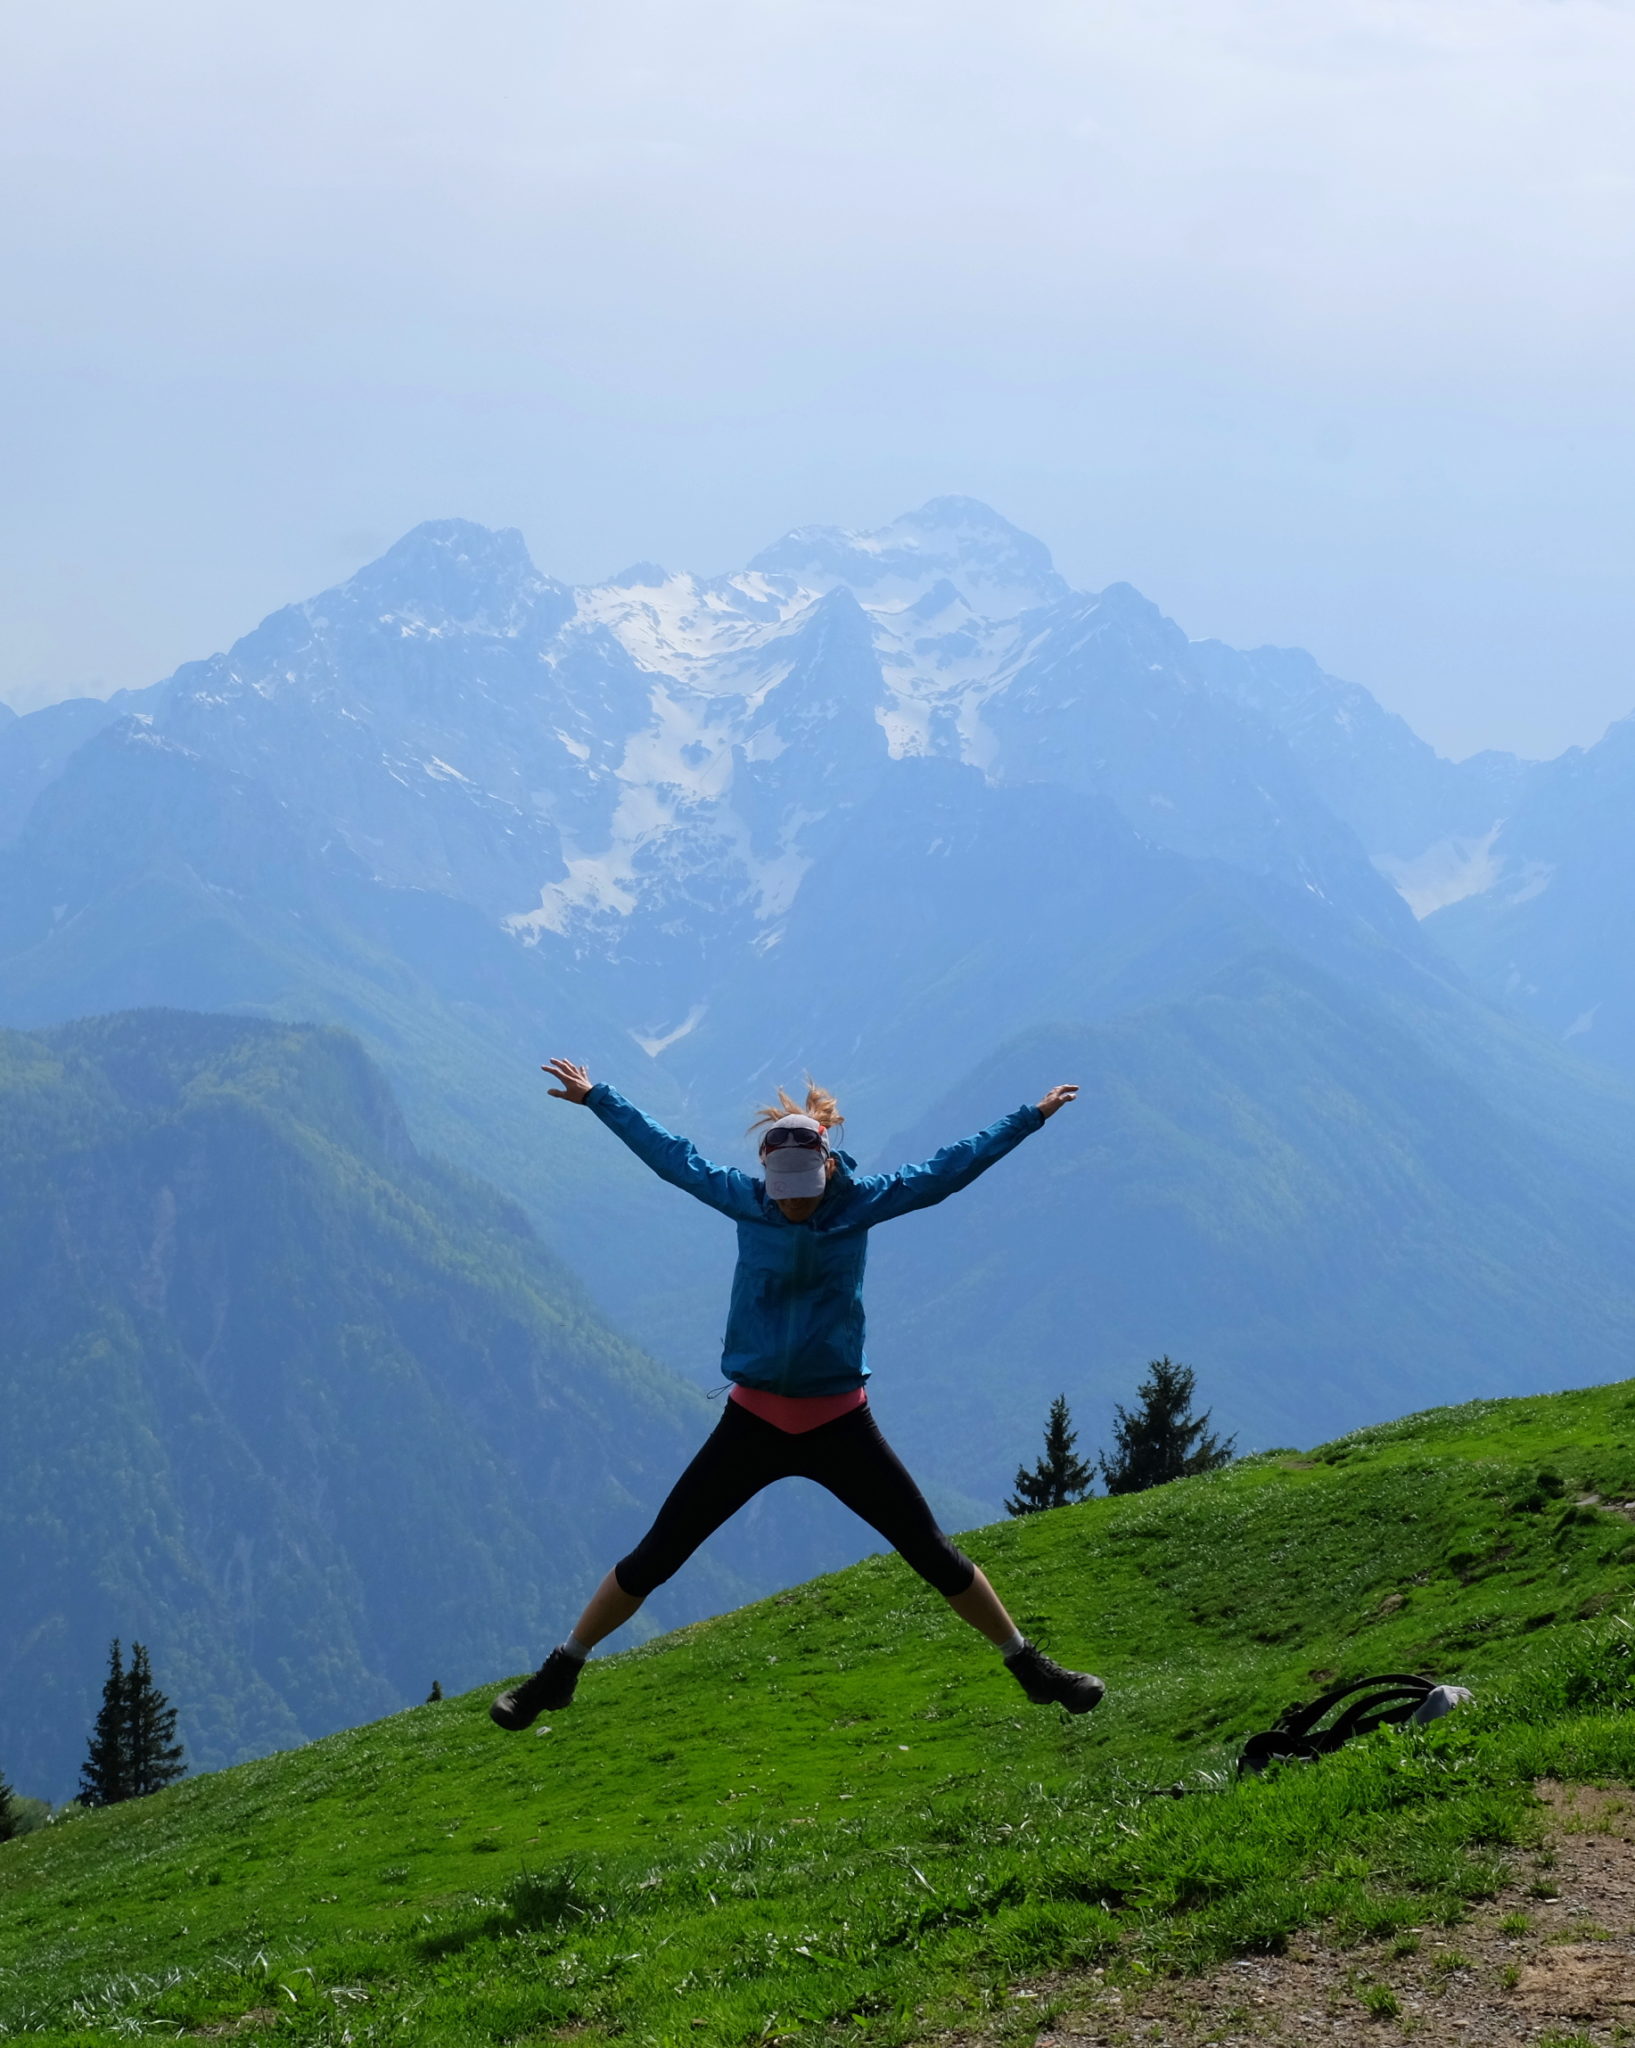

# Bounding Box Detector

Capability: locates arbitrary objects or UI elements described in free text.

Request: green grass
[7,1379,1635,2045]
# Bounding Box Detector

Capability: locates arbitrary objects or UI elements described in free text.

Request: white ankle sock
[997,1630,1026,1661]
[560,1634,591,1664]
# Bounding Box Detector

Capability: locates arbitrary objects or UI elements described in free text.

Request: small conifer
[78,1639,185,1806]
[79,1640,131,1807]
[426,1680,444,1703]
[1099,1357,1235,1496]
[125,1643,186,1797]
[1007,1394,1095,1515]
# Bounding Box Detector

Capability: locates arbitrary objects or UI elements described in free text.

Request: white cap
[759,1114,829,1198]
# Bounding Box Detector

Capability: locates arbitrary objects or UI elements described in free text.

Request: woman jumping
[490,1060,1104,1729]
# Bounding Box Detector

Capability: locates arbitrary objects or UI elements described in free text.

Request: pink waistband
[728,1384,868,1434]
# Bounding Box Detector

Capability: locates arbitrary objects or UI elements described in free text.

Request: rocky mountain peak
[748,497,1068,621]
[339,519,558,630]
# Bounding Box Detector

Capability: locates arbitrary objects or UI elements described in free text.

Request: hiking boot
[1005,1642,1105,1715]
[490,1648,581,1730]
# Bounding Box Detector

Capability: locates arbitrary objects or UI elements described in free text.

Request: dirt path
[1013,1784,1635,2046]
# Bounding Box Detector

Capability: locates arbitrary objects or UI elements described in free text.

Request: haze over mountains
[4,498,1635,1789]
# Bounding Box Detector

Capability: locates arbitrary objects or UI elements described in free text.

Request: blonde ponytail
[748,1079,843,1135]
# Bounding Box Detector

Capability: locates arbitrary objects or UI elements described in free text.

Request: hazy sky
[3,0,1632,758]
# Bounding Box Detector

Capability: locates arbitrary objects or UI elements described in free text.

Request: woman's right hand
[542,1056,593,1104]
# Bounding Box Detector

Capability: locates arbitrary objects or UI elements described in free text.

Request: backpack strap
[1238,1729,1323,1773]
[1270,1673,1435,1739]
[1240,1674,1438,1774]
[1308,1682,1438,1752]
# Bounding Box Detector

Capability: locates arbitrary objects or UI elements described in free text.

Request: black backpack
[1237,1673,1443,1775]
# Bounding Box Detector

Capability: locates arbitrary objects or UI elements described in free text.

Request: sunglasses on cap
[761,1126,826,1151]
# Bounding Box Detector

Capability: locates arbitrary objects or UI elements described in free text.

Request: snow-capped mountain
[746,494,1069,617]
[6,495,1607,1098]
[18,499,1443,1045]
[541,500,1416,977]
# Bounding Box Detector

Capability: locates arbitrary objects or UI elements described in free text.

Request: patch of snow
[422,756,472,784]
[1564,1004,1600,1041]
[1506,862,1554,906]
[748,809,821,920]
[876,697,935,756]
[620,683,738,800]
[631,1004,708,1057]
[1374,824,1505,919]
[739,722,787,765]
[955,692,1005,775]
[554,729,590,762]
[125,728,195,758]
[572,573,812,691]
[507,849,639,936]
[868,608,1032,771]
[506,685,817,942]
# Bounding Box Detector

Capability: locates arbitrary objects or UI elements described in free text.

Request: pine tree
[125,1643,185,1797]
[425,1680,444,1703]
[79,1639,132,1807]
[78,1639,185,1806]
[1098,1357,1236,1496]
[1007,1394,1095,1515]
[0,1763,17,1843]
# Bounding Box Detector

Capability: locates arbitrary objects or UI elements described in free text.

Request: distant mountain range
[3,496,1634,1653]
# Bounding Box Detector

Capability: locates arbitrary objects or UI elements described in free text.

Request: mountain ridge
[4,496,1633,1502]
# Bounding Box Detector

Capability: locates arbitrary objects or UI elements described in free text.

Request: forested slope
[0,1009,744,1801]
[868,951,1635,1492]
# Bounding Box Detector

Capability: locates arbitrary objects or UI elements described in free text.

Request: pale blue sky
[3,0,1632,758]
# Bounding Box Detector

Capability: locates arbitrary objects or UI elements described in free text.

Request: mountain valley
[4,499,1634,1795]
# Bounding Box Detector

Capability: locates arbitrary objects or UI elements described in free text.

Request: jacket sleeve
[585,1084,764,1221]
[845,1103,1047,1226]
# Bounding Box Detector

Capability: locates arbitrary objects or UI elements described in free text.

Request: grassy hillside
[5,1380,1635,2044]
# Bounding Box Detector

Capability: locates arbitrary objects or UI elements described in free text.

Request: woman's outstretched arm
[846,1083,1078,1226]
[542,1057,763,1220]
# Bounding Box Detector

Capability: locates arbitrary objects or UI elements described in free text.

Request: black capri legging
[615,1398,976,1599]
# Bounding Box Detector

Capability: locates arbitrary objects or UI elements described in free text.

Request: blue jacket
[585,1084,1046,1396]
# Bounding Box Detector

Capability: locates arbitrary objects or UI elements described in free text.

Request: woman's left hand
[543,1057,594,1104]
[1037,1084,1079,1120]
